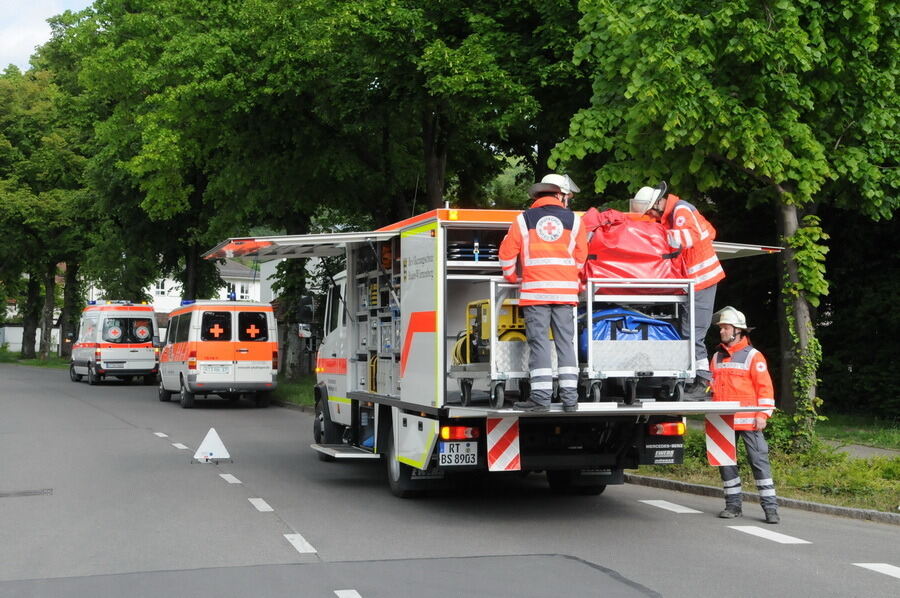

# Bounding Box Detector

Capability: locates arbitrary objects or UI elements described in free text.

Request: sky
[0,0,93,71]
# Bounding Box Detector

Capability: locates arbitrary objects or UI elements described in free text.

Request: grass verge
[0,346,70,369]
[272,373,316,408]
[817,414,900,451]
[638,428,900,513]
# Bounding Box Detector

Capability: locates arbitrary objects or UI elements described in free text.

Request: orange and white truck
[69,301,159,385]
[205,208,779,497]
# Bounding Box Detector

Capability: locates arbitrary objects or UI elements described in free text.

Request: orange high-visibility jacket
[660,195,724,290]
[499,197,588,305]
[710,336,775,430]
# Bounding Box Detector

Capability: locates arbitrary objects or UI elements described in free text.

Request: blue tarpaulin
[579,308,680,356]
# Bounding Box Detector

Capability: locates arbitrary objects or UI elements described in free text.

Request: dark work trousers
[682,283,716,382]
[522,304,578,407]
[719,429,778,510]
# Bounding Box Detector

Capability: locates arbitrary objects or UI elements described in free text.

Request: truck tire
[546,470,607,496]
[385,426,418,498]
[158,378,172,402]
[69,364,82,382]
[314,398,341,461]
[179,378,195,409]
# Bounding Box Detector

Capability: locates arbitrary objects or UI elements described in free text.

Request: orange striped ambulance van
[69,301,159,385]
[157,300,278,408]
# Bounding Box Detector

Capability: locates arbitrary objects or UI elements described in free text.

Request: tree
[552,0,898,446]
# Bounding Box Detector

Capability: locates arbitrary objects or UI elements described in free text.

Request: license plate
[438,441,478,466]
[105,362,124,368]
[201,364,231,374]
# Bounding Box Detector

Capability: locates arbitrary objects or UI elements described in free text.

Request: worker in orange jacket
[632,182,724,397]
[709,306,779,524]
[499,174,588,412]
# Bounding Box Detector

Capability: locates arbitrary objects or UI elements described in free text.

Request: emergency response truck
[70,301,159,385]
[205,209,778,497]
[157,300,278,408]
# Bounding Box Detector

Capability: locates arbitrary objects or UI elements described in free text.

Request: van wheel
[179,379,195,409]
[255,391,271,408]
[87,365,100,386]
[385,425,418,498]
[158,378,172,402]
[69,364,82,382]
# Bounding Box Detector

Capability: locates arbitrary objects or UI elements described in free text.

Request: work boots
[512,400,549,412]
[718,505,743,519]
[683,379,711,401]
[764,508,781,524]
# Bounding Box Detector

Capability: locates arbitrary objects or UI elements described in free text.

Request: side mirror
[153,335,162,348]
[65,332,75,342]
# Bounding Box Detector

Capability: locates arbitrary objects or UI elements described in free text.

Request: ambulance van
[157,300,279,408]
[69,301,159,385]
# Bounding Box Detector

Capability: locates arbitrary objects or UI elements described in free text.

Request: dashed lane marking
[639,500,702,514]
[334,591,363,598]
[171,443,189,450]
[728,526,811,544]
[219,474,242,484]
[249,498,274,512]
[284,533,317,554]
[853,563,900,580]
[153,432,168,438]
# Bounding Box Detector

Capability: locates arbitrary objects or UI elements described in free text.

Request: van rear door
[234,310,274,384]
[99,316,156,372]
[197,310,235,383]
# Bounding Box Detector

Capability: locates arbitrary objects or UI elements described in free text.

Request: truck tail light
[272,350,278,370]
[649,422,685,436]
[440,426,481,440]
[187,351,197,370]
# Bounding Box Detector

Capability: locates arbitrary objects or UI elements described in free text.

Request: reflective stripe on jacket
[498,197,588,305]
[710,336,775,431]
[661,196,724,290]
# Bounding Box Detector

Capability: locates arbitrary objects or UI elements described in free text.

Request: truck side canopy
[203,231,399,262]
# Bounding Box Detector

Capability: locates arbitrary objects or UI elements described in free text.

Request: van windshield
[102,318,154,344]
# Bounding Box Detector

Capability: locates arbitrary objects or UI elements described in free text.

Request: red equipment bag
[580,208,684,293]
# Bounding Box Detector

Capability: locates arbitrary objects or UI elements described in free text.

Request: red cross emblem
[209,324,225,338]
[535,215,563,242]
[246,324,260,338]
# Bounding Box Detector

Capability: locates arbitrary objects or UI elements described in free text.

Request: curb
[624,473,900,526]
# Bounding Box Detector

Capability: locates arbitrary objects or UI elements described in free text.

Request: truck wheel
[459,379,472,406]
[179,379,195,409]
[385,426,418,498]
[87,365,100,386]
[490,382,505,409]
[255,391,271,408]
[158,378,172,402]
[69,364,82,382]
[546,470,607,495]
[314,398,342,461]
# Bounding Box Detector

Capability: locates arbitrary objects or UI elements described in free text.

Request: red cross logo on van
[209,324,225,338]
[246,324,260,338]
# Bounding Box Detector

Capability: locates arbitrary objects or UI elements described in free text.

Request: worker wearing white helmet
[499,173,587,412]
[709,306,780,524]
[633,181,724,397]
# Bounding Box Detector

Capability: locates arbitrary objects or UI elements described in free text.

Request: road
[1,364,897,597]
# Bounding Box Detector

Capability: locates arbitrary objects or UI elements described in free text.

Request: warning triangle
[194,428,231,463]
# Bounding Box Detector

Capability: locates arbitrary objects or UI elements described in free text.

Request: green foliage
[816,414,900,451]
[0,344,16,362]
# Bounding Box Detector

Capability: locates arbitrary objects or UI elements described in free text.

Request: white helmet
[630,181,668,214]
[540,173,580,196]
[713,306,750,331]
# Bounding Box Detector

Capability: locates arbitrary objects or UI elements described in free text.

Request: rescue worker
[632,182,724,398]
[709,306,779,524]
[499,174,588,412]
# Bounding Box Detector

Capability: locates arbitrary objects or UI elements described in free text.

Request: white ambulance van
[69,301,159,385]
[157,300,279,408]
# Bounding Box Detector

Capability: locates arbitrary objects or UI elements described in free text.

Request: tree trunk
[20,274,42,359]
[39,262,57,359]
[422,108,448,210]
[183,243,200,300]
[774,198,817,414]
[58,262,80,357]
[279,216,311,381]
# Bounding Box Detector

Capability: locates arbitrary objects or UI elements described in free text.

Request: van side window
[327,285,341,333]
[201,311,231,341]
[166,315,179,345]
[78,318,94,342]
[176,314,191,343]
[238,312,268,342]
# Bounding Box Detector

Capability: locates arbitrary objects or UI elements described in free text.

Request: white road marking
[853,563,900,580]
[219,474,242,484]
[171,443,189,450]
[284,533,317,554]
[639,500,702,514]
[248,498,274,512]
[728,526,811,544]
[154,432,168,438]
[334,591,362,598]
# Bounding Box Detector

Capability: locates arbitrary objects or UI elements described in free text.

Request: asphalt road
[1,364,897,598]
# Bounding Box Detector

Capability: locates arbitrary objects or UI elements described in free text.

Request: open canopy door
[712,241,782,261]
[203,231,398,262]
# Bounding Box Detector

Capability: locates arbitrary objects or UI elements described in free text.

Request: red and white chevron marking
[487,417,521,471]
[705,414,737,466]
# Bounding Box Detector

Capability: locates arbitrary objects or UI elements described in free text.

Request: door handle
[331,353,336,357]
[237,349,249,354]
